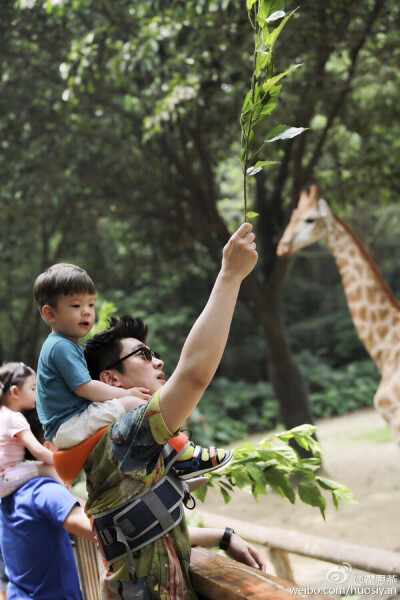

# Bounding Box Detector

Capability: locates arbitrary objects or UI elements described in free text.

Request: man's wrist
[219,527,234,551]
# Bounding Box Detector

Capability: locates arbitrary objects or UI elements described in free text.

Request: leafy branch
[240,0,306,221]
[194,424,355,518]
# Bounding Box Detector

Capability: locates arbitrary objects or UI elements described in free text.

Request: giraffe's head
[276,185,332,257]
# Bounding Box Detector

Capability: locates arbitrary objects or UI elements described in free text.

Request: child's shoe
[175,444,232,480]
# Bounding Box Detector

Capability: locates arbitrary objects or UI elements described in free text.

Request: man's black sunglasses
[105,346,160,370]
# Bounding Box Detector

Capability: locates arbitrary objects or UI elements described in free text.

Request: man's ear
[99,370,122,387]
[42,304,56,323]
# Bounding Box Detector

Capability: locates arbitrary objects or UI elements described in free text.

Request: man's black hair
[83,315,148,381]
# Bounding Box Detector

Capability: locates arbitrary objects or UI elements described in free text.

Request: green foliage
[240,0,305,218]
[2,0,398,433]
[301,351,380,417]
[81,300,117,342]
[194,424,356,518]
[188,378,278,445]
[189,356,379,446]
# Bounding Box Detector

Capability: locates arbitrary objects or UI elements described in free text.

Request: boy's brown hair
[33,263,95,310]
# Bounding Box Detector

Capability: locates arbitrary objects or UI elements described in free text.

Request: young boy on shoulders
[33,263,149,449]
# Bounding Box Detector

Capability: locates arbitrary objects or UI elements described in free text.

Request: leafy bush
[195,424,356,518]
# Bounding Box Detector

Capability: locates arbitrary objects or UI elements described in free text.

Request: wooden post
[269,548,295,583]
[74,537,101,600]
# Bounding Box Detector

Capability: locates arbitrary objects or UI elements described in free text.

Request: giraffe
[276,185,400,443]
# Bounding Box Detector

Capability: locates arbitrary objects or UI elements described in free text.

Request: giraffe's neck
[325,214,400,374]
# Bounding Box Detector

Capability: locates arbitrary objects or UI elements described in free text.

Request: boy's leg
[167,432,232,480]
[53,400,126,449]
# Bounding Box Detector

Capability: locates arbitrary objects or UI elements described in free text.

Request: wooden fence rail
[74,538,310,600]
[196,510,400,578]
[73,509,400,599]
[189,546,307,600]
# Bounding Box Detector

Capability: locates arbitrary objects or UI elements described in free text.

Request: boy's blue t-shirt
[0,477,82,600]
[36,332,91,441]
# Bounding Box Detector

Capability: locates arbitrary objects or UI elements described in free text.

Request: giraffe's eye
[305,217,315,224]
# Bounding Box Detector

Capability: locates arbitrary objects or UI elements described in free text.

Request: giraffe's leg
[374,377,400,446]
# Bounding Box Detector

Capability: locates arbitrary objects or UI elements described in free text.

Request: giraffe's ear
[318,198,330,217]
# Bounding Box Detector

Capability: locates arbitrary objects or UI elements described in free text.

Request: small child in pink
[0,362,61,497]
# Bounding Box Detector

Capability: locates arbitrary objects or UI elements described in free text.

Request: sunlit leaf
[266,10,286,22]
[246,165,263,176]
[265,125,307,143]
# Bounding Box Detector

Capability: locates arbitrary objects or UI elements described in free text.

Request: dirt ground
[193,407,400,592]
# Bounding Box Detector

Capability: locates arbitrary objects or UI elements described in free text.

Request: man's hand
[226,533,266,571]
[188,527,266,572]
[221,223,258,283]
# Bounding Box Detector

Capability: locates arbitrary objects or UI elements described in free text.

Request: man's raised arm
[159,223,257,433]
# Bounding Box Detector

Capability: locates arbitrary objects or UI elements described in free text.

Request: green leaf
[292,433,312,451]
[193,484,208,503]
[246,160,278,176]
[255,85,282,122]
[262,63,302,94]
[230,468,253,490]
[298,481,326,518]
[241,90,253,116]
[316,476,345,491]
[254,160,278,168]
[264,466,296,503]
[219,486,232,504]
[246,211,259,219]
[261,446,299,465]
[246,165,263,176]
[265,125,306,143]
[264,9,297,50]
[246,462,268,494]
[332,488,357,506]
[246,0,258,10]
[289,424,317,437]
[265,10,286,23]
[258,0,285,21]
